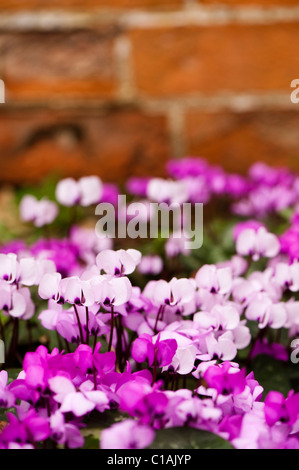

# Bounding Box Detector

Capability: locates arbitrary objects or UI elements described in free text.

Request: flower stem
[85,307,89,345]
[108,305,114,352]
[74,305,84,344]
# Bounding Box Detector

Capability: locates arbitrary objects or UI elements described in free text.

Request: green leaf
[7,368,22,384]
[251,355,295,397]
[83,434,100,449]
[148,427,234,449]
[82,410,128,446]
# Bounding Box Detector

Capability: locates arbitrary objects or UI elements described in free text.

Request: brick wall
[0,0,299,184]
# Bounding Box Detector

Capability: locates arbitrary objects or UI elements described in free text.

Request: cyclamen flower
[166,157,208,179]
[0,371,15,409]
[155,330,197,375]
[72,343,116,378]
[203,362,247,396]
[0,253,18,283]
[39,272,95,307]
[20,195,58,227]
[117,379,168,424]
[31,238,79,278]
[264,391,299,427]
[0,253,56,287]
[131,333,177,368]
[233,220,265,242]
[236,227,280,261]
[126,177,150,197]
[50,410,84,448]
[91,275,132,307]
[165,232,191,258]
[100,419,155,449]
[273,261,299,292]
[250,338,288,362]
[55,176,102,207]
[96,249,141,276]
[245,294,287,329]
[0,409,51,447]
[138,255,163,275]
[143,278,195,308]
[195,264,232,295]
[0,283,35,320]
[49,376,110,417]
[147,178,189,204]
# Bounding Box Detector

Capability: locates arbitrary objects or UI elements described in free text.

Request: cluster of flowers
[0,158,299,449]
[1,346,299,449]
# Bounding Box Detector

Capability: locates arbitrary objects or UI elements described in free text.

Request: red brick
[129,23,299,96]
[0,30,118,102]
[0,108,170,184]
[0,0,182,10]
[185,109,299,174]
[200,0,299,5]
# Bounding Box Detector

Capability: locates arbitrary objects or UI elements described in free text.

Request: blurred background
[0,0,299,185]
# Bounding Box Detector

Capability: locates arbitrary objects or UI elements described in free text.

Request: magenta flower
[132,333,177,368]
[72,343,116,378]
[264,391,299,427]
[126,177,150,197]
[203,362,246,396]
[0,409,50,446]
[250,338,288,361]
[117,379,168,423]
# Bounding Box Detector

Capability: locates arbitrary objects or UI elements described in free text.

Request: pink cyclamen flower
[236,227,280,261]
[195,264,232,295]
[91,275,132,307]
[100,419,155,449]
[96,249,141,276]
[0,253,18,283]
[50,410,84,448]
[147,178,189,204]
[0,371,15,409]
[138,255,163,275]
[55,176,102,207]
[20,195,58,227]
[143,277,195,307]
[49,375,109,417]
[233,220,265,242]
[38,272,62,302]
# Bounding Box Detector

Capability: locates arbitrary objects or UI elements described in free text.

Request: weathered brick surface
[0,108,170,183]
[0,0,182,10]
[129,23,299,96]
[0,3,298,184]
[0,30,119,101]
[185,109,299,174]
[200,0,299,5]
